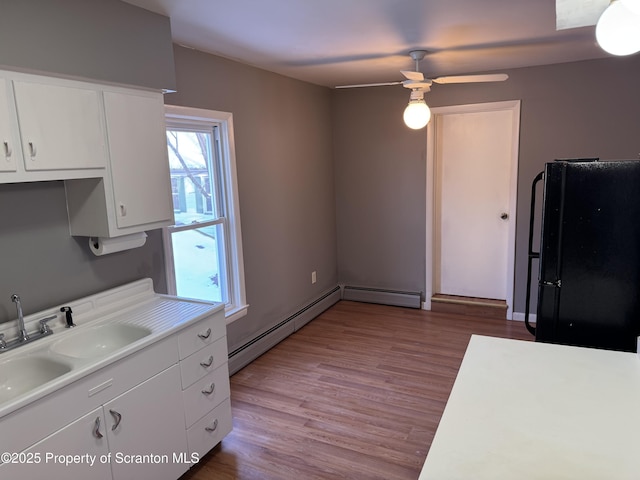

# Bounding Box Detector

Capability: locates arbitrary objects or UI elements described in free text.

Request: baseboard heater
[228,285,341,375]
[342,285,422,309]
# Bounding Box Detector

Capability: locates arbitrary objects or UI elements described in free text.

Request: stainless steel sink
[50,323,152,359]
[0,356,72,404]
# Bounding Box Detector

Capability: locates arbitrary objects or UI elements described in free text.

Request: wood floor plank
[179,300,532,480]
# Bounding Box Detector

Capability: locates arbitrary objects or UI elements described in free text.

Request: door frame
[424,100,521,319]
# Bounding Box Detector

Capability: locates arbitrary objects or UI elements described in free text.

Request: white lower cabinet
[177,312,233,461]
[105,364,189,480]
[0,407,111,479]
[0,308,231,480]
[0,366,188,480]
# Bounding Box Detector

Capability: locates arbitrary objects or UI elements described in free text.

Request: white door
[426,101,520,317]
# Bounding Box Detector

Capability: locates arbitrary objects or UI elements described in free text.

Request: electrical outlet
[311,271,317,284]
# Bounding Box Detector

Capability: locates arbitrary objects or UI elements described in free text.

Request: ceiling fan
[336,50,509,129]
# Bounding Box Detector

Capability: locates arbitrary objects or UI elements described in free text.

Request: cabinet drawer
[178,311,225,360]
[183,363,231,428]
[186,397,232,460]
[180,337,228,389]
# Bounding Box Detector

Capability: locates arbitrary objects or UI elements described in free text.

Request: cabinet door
[103,91,174,229]
[0,407,111,480]
[13,79,106,171]
[105,364,190,480]
[0,78,17,172]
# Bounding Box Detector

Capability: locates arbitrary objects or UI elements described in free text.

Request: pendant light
[621,0,640,14]
[596,0,640,56]
[403,90,431,130]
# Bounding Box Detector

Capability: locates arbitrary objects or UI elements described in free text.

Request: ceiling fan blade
[400,70,424,81]
[432,73,509,84]
[334,81,402,89]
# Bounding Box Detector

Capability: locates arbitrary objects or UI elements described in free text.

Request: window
[163,105,247,323]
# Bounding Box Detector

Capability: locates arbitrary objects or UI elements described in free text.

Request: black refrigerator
[527,159,640,352]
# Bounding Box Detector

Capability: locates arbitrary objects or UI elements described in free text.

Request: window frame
[162,105,247,323]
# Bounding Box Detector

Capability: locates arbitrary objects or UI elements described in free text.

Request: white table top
[418,335,640,480]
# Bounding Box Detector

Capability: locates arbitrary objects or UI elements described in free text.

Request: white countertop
[0,278,224,418]
[419,335,640,480]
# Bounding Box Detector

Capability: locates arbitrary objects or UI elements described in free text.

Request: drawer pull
[3,141,10,157]
[202,382,216,395]
[93,416,104,438]
[28,141,36,158]
[109,409,122,431]
[197,328,212,339]
[200,355,214,368]
[205,418,219,432]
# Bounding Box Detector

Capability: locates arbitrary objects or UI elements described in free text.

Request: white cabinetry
[178,312,233,458]
[0,367,188,480]
[105,365,189,480]
[12,79,106,171]
[0,69,174,239]
[0,293,230,480]
[65,88,174,238]
[104,91,173,230]
[0,78,19,173]
[0,70,108,183]
[0,407,112,479]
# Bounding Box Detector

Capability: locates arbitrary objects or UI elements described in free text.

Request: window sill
[225,304,249,324]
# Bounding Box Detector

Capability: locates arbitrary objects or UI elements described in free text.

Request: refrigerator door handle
[525,171,545,336]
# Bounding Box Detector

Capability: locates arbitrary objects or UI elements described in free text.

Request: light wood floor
[180,300,532,480]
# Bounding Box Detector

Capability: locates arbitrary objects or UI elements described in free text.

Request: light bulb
[403,100,431,129]
[596,0,640,56]
[621,0,640,14]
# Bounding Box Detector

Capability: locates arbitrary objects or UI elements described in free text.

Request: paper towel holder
[89,232,148,256]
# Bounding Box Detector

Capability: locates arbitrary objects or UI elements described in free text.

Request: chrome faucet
[0,295,56,353]
[11,294,29,342]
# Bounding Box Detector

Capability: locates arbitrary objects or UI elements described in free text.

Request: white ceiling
[123,0,614,88]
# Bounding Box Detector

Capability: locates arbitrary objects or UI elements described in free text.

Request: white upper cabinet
[103,90,173,229]
[65,89,174,238]
[0,78,19,173]
[13,79,106,172]
[0,69,174,238]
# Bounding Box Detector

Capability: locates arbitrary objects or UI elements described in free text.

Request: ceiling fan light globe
[403,101,431,129]
[596,0,640,56]
[621,0,640,15]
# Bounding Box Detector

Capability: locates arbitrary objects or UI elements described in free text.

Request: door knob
[500,212,509,220]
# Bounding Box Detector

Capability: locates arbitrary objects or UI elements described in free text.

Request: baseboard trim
[341,285,422,309]
[512,312,536,323]
[431,294,506,309]
[228,286,341,375]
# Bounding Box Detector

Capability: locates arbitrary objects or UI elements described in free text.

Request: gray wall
[0,1,338,355]
[0,182,167,321]
[0,0,175,91]
[332,55,640,315]
[3,0,640,350]
[332,88,427,293]
[0,0,174,323]
[166,46,338,351]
